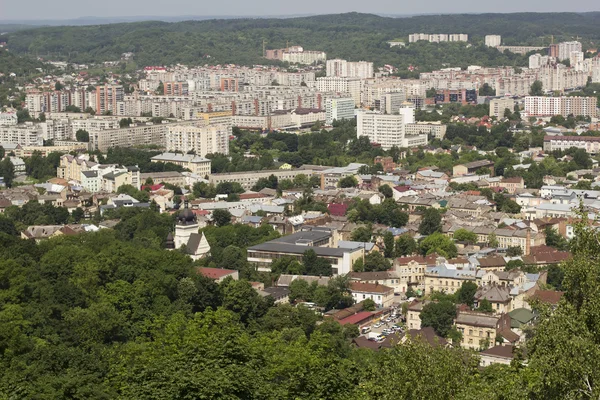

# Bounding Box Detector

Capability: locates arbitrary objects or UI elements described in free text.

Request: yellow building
[454,311,513,350]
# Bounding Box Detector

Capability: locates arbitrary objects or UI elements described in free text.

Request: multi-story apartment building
[454,311,512,350]
[485,35,502,47]
[90,121,196,152]
[0,113,17,126]
[57,154,97,181]
[538,64,588,92]
[557,41,582,61]
[489,98,516,118]
[94,85,124,115]
[150,153,212,176]
[326,59,374,79]
[404,122,447,140]
[524,96,597,117]
[377,92,407,114]
[315,77,362,106]
[529,54,553,69]
[543,135,600,154]
[163,82,189,96]
[0,123,44,146]
[409,33,468,43]
[265,46,326,65]
[165,124,230,157]
[357,106,428,150]
[325,97,355,124]
[209,168,314,191]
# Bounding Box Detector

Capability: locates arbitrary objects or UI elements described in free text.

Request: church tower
[175,203,199,250]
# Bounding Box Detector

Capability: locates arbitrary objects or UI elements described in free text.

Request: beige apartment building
[209,169,314,191]
[150,153,211,176]
[165,124,230,157]
[57,154,97,181]
[489,98,516,118]
[90,121,196,152]
[454,311,512,350]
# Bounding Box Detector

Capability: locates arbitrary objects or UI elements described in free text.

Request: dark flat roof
[248,242,358,257]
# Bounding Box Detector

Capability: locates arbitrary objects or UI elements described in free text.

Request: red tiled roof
[239,193,268,200]
[530,290,564,305]
[394,186,412,192]
[480,345,516,359]
[328,203,349,217]
[350,282,394,294]
[197,267,237,279]
[338,311,374,326]
[396,254,438,265]
[141,184,164,191]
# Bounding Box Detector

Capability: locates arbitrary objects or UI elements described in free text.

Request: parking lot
[360,310,406,341]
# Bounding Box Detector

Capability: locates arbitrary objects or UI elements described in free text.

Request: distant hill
[3,12,600,71]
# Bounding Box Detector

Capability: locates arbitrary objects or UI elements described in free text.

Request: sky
[0,0,599,21]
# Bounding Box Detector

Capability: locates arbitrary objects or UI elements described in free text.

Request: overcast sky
[1,0,599,21]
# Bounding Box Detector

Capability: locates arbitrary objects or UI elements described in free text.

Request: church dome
[178,208,196,224]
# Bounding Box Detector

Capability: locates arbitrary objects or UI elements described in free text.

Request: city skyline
[1,1,599,22]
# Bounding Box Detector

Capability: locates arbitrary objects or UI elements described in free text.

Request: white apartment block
[489,98,516,118]
[409,33,468,43]
[166,124,230,157]
[524,96,597,118]
[282,50,326,65]
[316,77,362,106]
[378,92,407,114]
[558,41,582,61]
[570,51,584,67]
[0,113,17,126]
[326,59,374,79]
[0,123,44,146]
[485,35,502,47]
[325,97,355,125]
[357,106,427,150]
[538,64,588,92]
[529,54,552,69]
[543,135,600,154]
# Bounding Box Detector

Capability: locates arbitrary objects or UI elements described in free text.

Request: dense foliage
[7,13,600,69]
[0,202,598,397]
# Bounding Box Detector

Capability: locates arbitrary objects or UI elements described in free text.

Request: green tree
[383,231,395,258]
[488,232,499,247]
[364,251,392,272]
[76,129,90,142]
[529,80,544,96]
[419,208,442,235]
[419,232,458,258]
[302,249,333,276]
[379,185,393,198]
[212,209,232,227]
[362,298,376,311]
[456,281,477,307]
[351,225,372,242]
[0,158,15,188]
[477,298,494,313]
[479,83,495,96]
[420,300,457,337]
[395,234,417,257]
[453,228,477,244]
[506,246,523,257]
[544,226,569,251]
[338,175,358,188]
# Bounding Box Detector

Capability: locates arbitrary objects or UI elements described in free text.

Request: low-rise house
[349,271,401,294]
[349,282,395,308]
[197,267,239,283]
[474,285,513,315]
[407,300,430,330]
[479,345,521,367]
[259,286,290,304]
[393,255,437,294]
[454,311,515,350]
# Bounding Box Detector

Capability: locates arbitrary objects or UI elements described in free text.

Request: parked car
[361,326,372,334]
